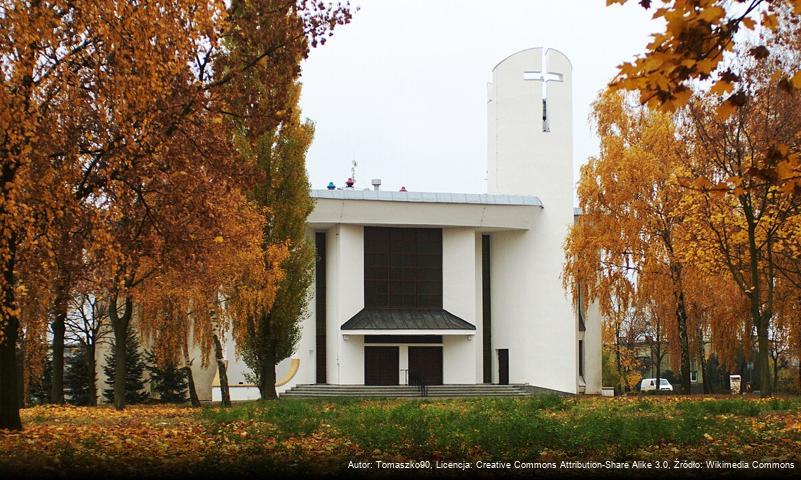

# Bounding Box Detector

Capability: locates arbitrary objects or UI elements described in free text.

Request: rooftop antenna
[351,158,358,185]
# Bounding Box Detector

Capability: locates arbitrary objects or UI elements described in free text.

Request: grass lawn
[1,395,801,477]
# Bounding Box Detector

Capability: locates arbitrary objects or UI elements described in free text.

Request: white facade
[121,48,602,402]
[262,47,600,395]
[486,48,578,392]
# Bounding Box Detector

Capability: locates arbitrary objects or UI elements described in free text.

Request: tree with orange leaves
[1,0,351,429]
[675,55,801,395]
[565,89,698,394]
[608,1,801,193]
[1,0,233,428]
[773,223,801,389]
[218,0,324,401]
[235,82,316,400]
[608,1,801,110]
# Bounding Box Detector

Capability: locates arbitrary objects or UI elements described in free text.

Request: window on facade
[364,227,442,309]
[691,370,698,383]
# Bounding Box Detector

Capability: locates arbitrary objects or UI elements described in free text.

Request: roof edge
[311,189,543,208]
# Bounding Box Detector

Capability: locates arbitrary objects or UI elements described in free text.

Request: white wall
[443,336,478,384]
[442,228,479,383]
[309,198,538,230]
[327,224,365,384]
[487,48,578,393]
[583,298,603,394]
[442,228,477,326]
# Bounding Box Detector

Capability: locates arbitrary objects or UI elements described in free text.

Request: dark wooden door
[364,347,399,385]
[498,349,509,385]
[408,346,443,385]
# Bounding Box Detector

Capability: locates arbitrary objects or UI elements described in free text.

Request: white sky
[299,0,661,199]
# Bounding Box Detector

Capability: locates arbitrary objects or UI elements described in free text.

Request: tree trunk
[772,354,780,392]
[755,310,772,396]
[212,333,231,407]
[614,323,623,393]
[182,347,200,407]
[112,321,127,410]
[109,295,132,410]
[16,335,24,408]
[797,333,801,393]
[669,261,692,395]
[185,366,200,407]
[260,340,278,400]
[86,343,97,407]
[654,317,661,395]
[655,350,661,396]
[698,329,710,394]
[0,314,20,430]
[0,238,22,430]
[50,288,68,404]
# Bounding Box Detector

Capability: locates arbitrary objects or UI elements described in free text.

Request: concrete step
[287,384,528,389]
[290,393,528,396]
[286,386,528,390]
[280,384,533,398]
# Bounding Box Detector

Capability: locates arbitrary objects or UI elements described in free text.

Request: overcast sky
[298,0,661,199]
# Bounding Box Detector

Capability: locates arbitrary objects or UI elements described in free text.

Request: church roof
[341,308,476,331]
[311,189,542,207]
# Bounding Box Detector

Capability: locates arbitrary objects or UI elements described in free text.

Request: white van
[640,378,674,392]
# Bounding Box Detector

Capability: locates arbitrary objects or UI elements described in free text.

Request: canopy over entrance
[341,308,475,332]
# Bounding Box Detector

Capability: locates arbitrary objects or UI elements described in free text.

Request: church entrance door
[364,346,399,385]
[408,346,443,386]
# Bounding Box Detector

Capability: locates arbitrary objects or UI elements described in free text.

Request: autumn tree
[0,0,226,428]
[0,0,352,425]
[676,56,801,394]
[219,0,349,401]
[237,83,316,400]
[608,0,801,191]
[139,294,204,407]
[564,90,699,393]
[637,270,673,391]
[773,222,801,389]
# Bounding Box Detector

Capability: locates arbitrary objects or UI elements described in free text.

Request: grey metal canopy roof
[341,308,476,331]
[312,189,542,207]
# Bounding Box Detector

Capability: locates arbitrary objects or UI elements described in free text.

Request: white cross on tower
[523,70,563,132]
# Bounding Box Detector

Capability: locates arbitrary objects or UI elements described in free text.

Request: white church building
[204,47,603,399]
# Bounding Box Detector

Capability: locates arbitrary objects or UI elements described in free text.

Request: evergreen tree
[64,347,93,405]
[145,351,188,404]
[103,326,149,404]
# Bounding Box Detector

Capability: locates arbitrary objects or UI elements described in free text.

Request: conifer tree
[145,351,188,404]
[103,327,149,404]
[64,347,93,406]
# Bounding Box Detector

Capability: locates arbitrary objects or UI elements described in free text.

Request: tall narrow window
[578,340,584,378]
[315,232,327,384]
[482,235,492,383]
[542,99,549,132]
[523,63,562,133]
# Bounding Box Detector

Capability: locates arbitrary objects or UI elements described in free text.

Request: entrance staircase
[280,383,533,398]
